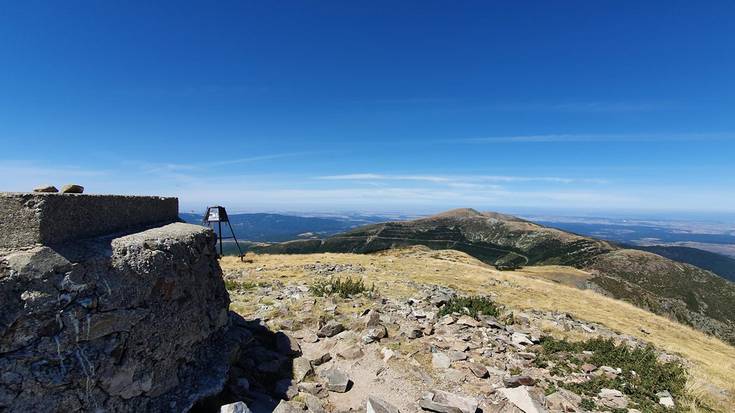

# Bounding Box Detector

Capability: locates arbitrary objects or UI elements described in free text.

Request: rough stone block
[0,192,178,248]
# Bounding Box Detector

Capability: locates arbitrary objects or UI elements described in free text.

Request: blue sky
[1,1,734,215]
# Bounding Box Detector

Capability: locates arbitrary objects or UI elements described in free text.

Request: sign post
[203,205,244,260]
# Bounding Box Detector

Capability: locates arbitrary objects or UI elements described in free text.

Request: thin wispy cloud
[134,152,313,174]
[457,133,734,144]
[316,174,608,185]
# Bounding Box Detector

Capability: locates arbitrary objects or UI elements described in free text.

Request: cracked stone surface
[0,223,234,412]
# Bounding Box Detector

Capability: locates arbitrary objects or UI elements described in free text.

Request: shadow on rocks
[191,313,298,413]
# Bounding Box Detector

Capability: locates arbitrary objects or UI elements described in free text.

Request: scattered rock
[499,386,546,413]
[407,328,424,339]
[301,392,327,413]
[432,352,452,369]
[503,375,535,388]
[367,396,401,413]
[318,321,345,338]
[511,332,533,346]
[32,185,58,193]
[293,357,313,382]
[321,368,351,393]
[311,352,332,366]
[298,382,329,399]
[456,315,480,327]
[221,401,253,413]
[419,389,478,413]
[273,399,302,413]
[598,388,628,409]
[545,389,582,412]
[466,362,489,378]
[580,363,597,373]
[657,390,675,409]
[363,325,388,343]
[60,184,84,194]
[366,309,382,327]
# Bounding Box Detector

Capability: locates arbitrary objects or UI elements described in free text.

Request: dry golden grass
[221,248,735,411]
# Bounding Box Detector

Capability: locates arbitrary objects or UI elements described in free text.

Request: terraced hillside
[253,208,735,345]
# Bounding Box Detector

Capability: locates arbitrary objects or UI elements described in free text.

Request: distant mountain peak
[429,208,483,218]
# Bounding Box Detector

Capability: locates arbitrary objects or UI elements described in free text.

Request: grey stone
[321,368,351,393]
[60,184,84,194]
[545,389,581,412]
[511,332,533,346]
[298,382,329,398]
[293,357,313,382]
[367,396,400,413]
[499,386,547,413]
[419,390,478,413]
[407,328,424,339]
[32,185,58,193]
[310,352,332,366]
[273,400,303,413]
[0,192,178,248]
[503,375,535,388]
[221,401,253,413]
[366,309,382,327]
[301,392,326,413]
[432,352,452,369]
[599,388,628,409]
[317,320,345,337]
[363,325,388,343]
[657,390,675,409]
[466,362,488,378]
[456,315,480,327]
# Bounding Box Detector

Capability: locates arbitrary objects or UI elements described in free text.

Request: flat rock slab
[420,390,478,413]
[499,386,547,413]
[367,396,401,413]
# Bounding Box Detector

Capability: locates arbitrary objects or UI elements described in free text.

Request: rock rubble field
[209,261,688,413]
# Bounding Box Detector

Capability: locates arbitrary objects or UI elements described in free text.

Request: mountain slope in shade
[626,244,735,282]
[253,208,735,344]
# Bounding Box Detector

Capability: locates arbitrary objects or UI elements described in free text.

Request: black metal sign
[203,205,243,259]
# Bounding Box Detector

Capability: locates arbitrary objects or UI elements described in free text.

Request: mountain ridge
[252,208,735,345]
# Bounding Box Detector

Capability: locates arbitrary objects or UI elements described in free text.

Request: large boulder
[0,222,234,412]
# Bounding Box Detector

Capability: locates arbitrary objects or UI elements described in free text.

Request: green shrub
[224,280,257,291]
[539,337,687,412]
[309,276,375,298]
[437,295,499,318]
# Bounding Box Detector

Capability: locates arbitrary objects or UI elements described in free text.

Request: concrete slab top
[0,192,179,249]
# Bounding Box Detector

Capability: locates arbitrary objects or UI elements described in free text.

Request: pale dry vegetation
[220,247,735,411]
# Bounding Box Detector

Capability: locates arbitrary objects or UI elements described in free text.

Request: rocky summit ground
[210,247,735,413]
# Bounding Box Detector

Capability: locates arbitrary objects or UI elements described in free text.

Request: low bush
[537,337,687,412]
[224,280,257,291]
[437,295,499,318]
[309,276,375,298]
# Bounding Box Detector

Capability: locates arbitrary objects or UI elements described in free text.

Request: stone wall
[0,193,179,249]
[0,217,235,411]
